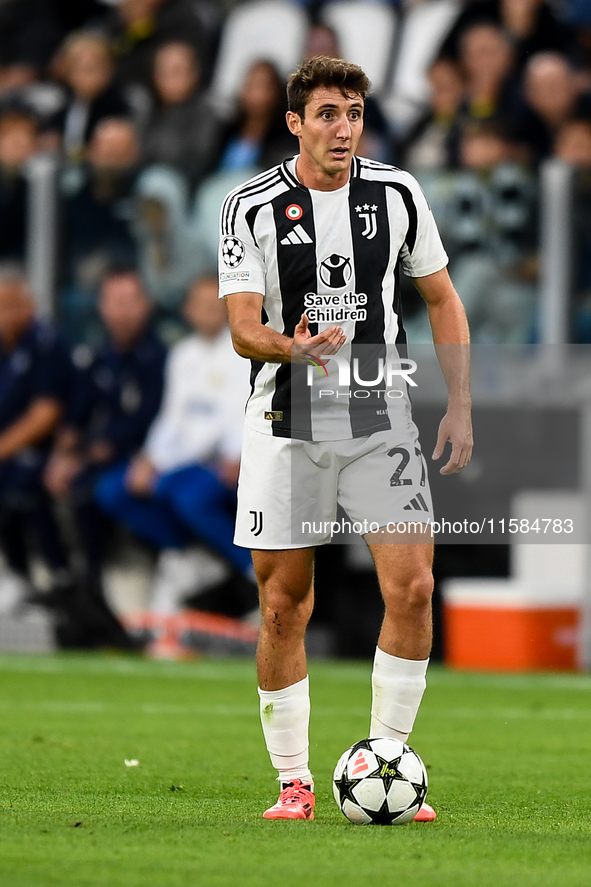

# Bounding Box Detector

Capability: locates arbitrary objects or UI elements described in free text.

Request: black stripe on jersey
[222,169,282,235]
[245,203,263,247]
[270,187,317,439]
[358,158,418,253]
[393,259,407,348]
[385,183,418,255]
[348,177,392,437]
[280,158,300,189]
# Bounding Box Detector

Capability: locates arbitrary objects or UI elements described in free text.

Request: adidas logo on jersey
[280,224,312,245]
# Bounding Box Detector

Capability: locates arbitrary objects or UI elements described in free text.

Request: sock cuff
[258,675,309,703]
[373,648,429,677]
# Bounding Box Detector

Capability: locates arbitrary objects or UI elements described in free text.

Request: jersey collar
[281,154,360,191]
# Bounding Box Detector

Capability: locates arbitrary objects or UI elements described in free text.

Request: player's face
[287,87,364,187]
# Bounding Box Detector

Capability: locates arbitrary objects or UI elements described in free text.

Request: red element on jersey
[351,752,370,776]
[286,204,303,221]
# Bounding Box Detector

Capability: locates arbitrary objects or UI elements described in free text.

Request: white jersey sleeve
[218,185,266,298]
[399,175,448,279]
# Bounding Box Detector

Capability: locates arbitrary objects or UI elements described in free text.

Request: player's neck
[294,154,351,192]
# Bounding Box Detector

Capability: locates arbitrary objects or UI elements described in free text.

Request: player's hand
[432,404,473,475]
[292,313,346,362]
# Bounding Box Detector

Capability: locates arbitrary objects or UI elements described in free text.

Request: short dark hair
[287,56,369,119]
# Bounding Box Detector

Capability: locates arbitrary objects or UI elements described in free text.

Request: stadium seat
[383,0,461,134]
[210,0,309,115]
[320,1,398,95]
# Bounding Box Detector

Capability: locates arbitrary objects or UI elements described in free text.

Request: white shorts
[235,424,434,549]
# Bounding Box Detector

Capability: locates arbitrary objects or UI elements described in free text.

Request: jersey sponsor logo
[249,510,263,536]
[303,291,367,323]
[319,254,352,289]
[264,410,283,421]
[280,224,312,246]
[221,235,245,268]
[285,203,303,220]
[355,203,378,240]
[219,270,250,283]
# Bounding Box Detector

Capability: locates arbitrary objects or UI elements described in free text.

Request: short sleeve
[218,189,266,298]
[399,177,448,279]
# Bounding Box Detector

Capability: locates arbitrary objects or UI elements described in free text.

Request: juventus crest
[355,203,378,240]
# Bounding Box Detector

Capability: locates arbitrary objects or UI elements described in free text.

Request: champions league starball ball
[221,235,245,268]
[333,737,428,825]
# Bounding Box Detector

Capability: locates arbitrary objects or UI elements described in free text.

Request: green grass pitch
[1,654,591,887]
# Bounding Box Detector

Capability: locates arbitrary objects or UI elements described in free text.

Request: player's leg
[367,538,434,742]
[368,537,437,821]
[253,546,316,819]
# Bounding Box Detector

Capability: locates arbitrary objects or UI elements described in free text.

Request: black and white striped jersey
[219,155,448,441]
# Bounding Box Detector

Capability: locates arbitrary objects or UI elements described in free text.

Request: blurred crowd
[1,0,591,649]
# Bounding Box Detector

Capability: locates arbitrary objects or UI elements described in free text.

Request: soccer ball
[333,737,428,825]
[221,235,245,268]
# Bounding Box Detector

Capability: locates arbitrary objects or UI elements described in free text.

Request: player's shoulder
[221,162,288,206]
[355,156,420,189]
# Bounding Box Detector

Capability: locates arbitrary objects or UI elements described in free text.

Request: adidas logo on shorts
[404,493,429,512]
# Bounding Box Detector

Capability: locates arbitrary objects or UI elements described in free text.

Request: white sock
[370,648,429,743]
[258,676,313,787]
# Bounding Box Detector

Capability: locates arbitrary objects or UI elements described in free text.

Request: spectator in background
[44,268,166,623]
[0,264,72,616]
[105,0,216,91]
[518,52,591,162]
[440,0,573,72]
[458,22,518,126]
[400,57,465,174]
[96,275,256,630]
[0,110,38,261]
[142,40,221,186]
[555,116,591,167]
[439,121,537,344]
[218,60,297,173]
[49,31,134,163]
[0,0,63,89]
[59,117,141,342]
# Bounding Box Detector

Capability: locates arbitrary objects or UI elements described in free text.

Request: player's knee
[384,570,433,617]
[259,574,313,628]
[261,580,311,613]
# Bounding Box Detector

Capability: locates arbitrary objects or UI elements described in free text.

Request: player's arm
[412,267,473,475]
[225,292,346,363]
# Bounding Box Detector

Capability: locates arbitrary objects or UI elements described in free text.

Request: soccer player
[218,57,473,821]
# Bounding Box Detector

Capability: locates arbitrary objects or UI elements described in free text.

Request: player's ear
[286,111,302,137]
